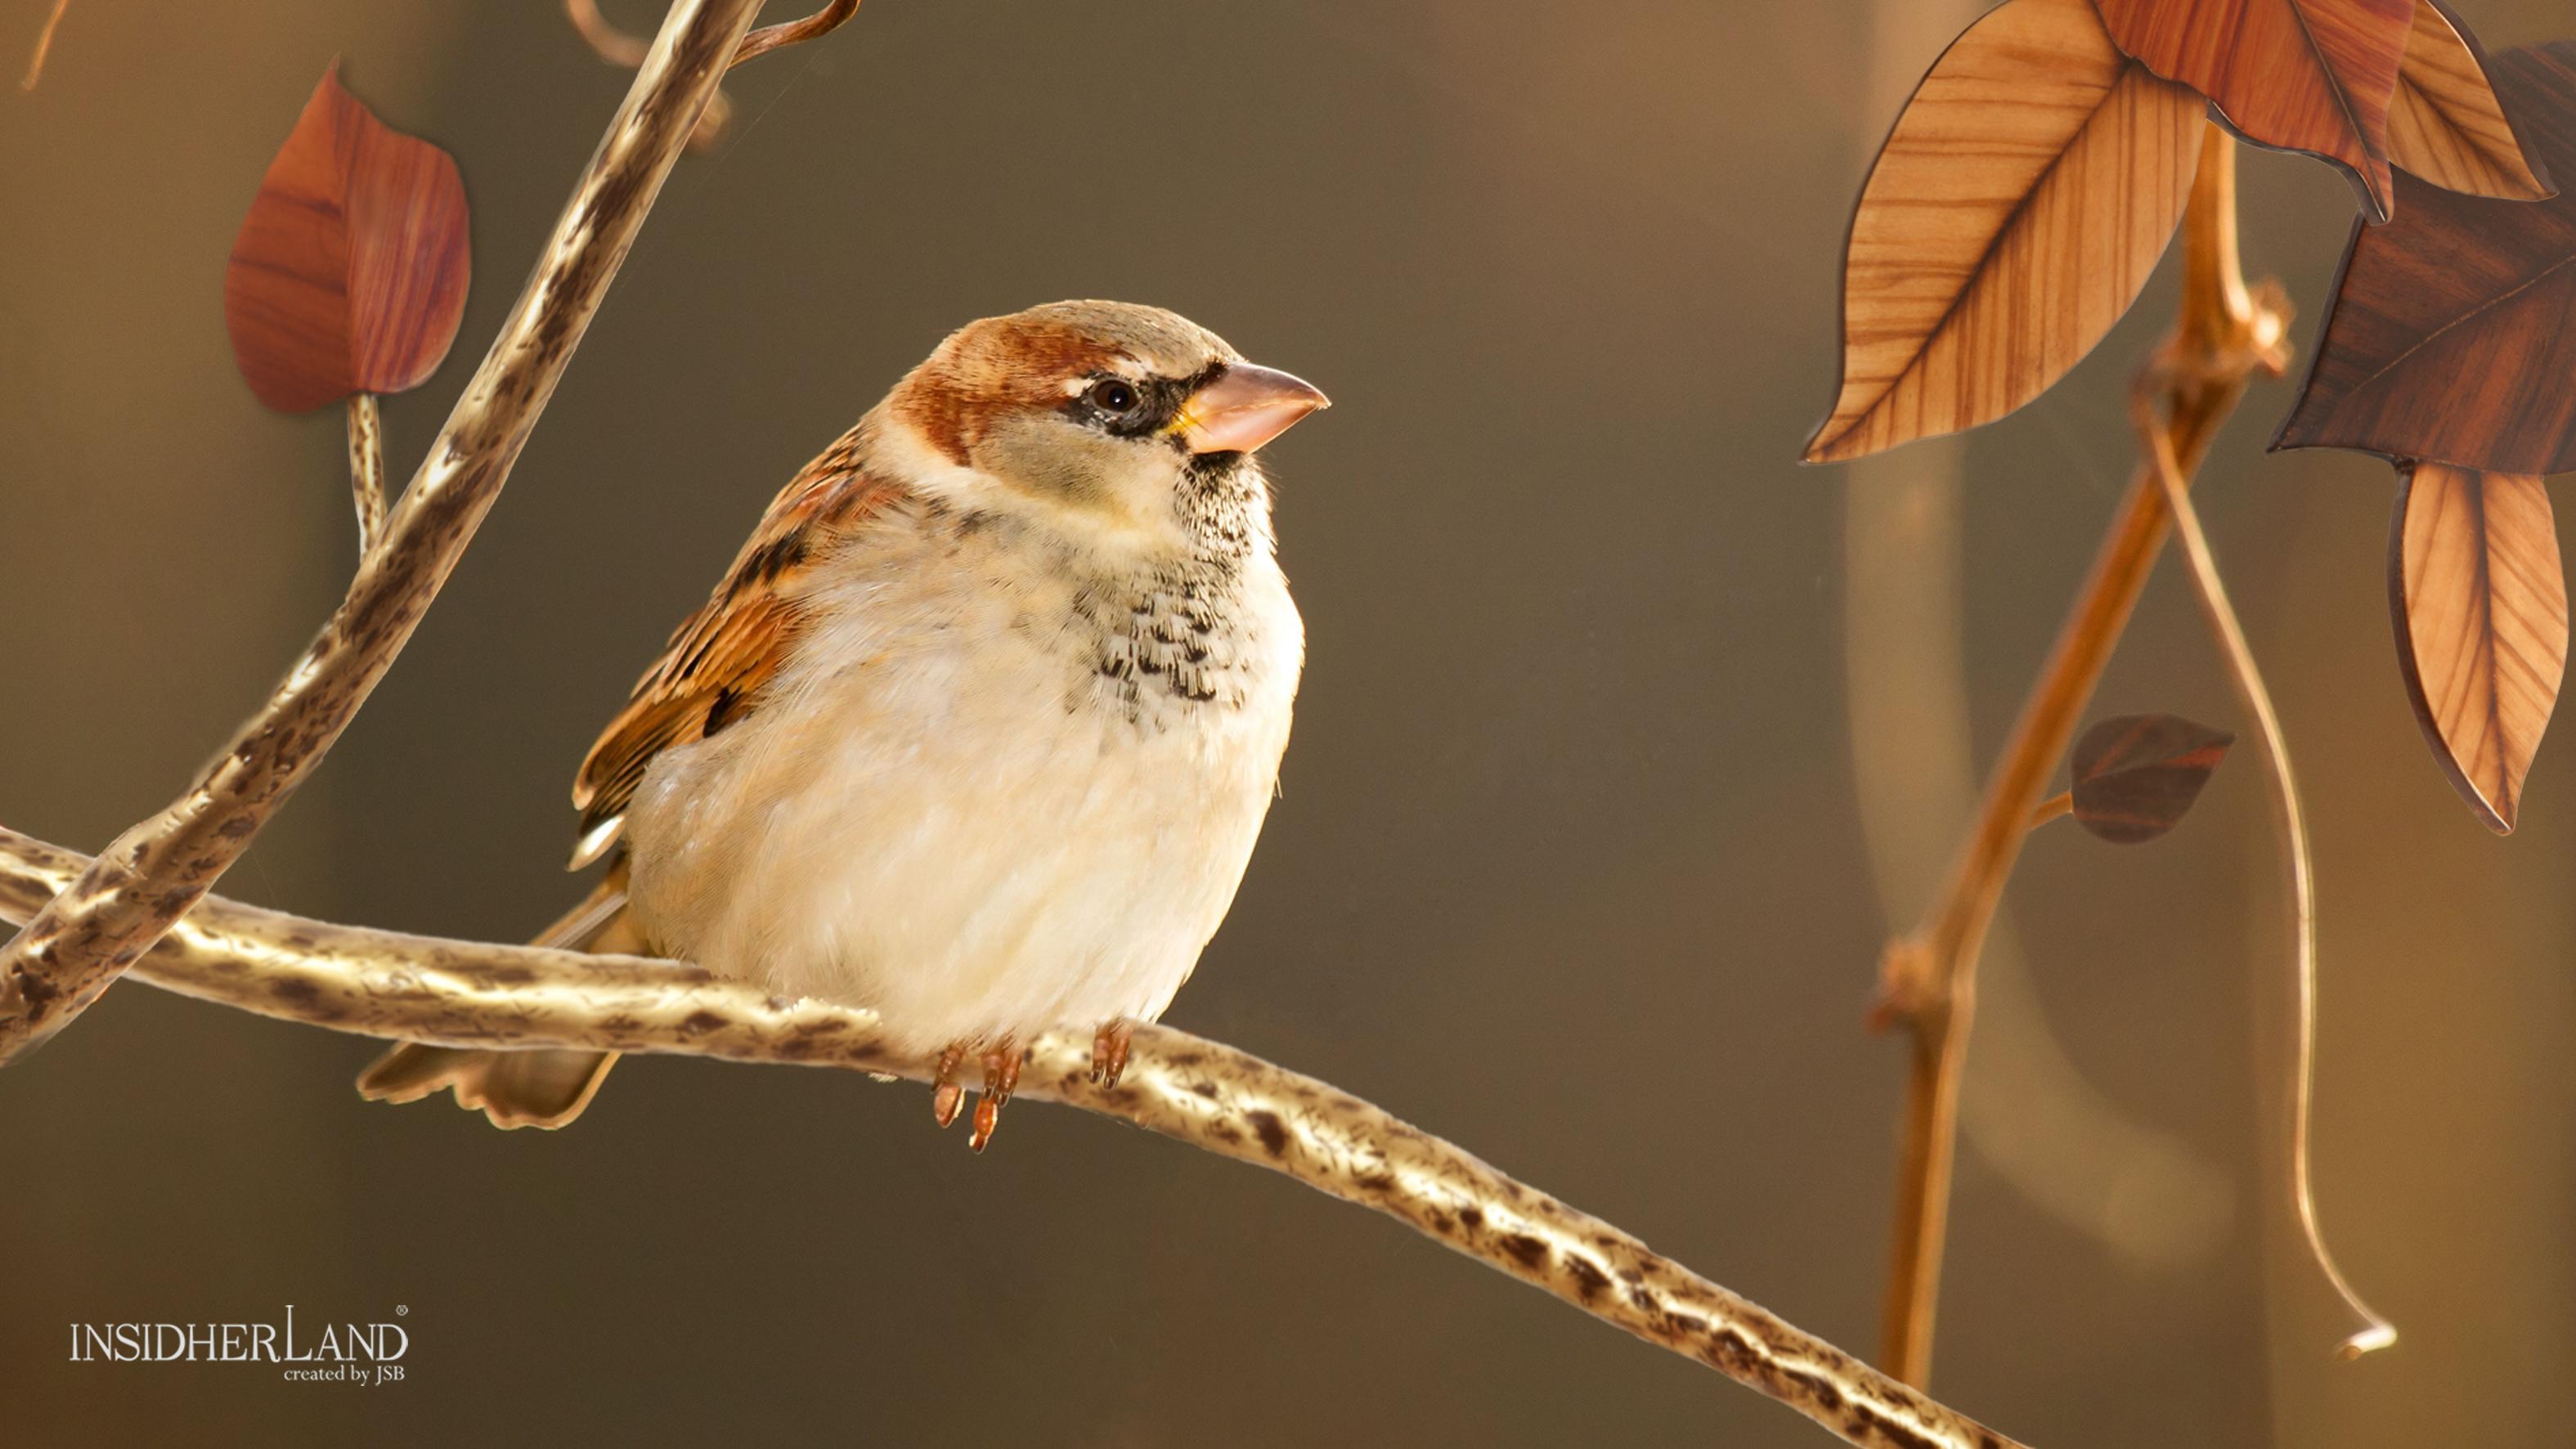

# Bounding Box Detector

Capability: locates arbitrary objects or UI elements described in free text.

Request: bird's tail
[356,862,636,1130]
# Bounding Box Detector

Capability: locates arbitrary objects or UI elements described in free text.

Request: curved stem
[0,823,2025,1449]
[19,0,68,92]
[563,0,650,67]
[2132,396,2394,1361]
[0,0,770,1064]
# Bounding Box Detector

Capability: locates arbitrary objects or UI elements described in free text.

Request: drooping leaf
[2385,0,2554,200]
[2390,463,2567,832]
[223,65,469,414]
[2071,713,2236,843]
[1803,0,2201,464]
[2273,41,2576,473]
[2094,0,2415,220]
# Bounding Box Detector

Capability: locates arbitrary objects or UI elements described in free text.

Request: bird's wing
[568,427,904,867]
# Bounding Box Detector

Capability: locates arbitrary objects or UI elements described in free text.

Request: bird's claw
[930,1043,966,1129]
[1089,1020,1133,1088]
[931,1030,1090,1149]
[967,1041,1021,1153]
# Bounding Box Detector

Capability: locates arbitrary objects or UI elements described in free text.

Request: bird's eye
[1087,378,1141,415]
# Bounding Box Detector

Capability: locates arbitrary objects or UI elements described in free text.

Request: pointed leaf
[2274,42,2576,474]
[2095,0,2414,220]
[2071,713,2236,843]
[2390,462,2567,832]
[1804,0,2201,464]
[2386,0,2554,200]
[223,65,470,414]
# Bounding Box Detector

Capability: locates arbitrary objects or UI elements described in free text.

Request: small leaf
[2071,713,2236,843]
[1804,0,2201,463]
[2273,41,2576,473]
[223,65,469,414]
[2385,0,2555,200]
[2390,462,2567,832]
[2094,0,2416,220]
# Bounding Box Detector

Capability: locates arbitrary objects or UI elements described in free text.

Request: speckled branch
[0,826,2021,1449]
[0,0,769,1064]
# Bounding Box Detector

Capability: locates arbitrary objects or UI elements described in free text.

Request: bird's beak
[1174,363,1330,455]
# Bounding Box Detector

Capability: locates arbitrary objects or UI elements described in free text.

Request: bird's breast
[618,512,1302,1043]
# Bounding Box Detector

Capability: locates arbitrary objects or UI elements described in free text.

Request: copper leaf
[2386,0,2554,200]
[2390,463,2568,832]
[223,65,469,414]
[2094,0,2415,220]
[2071,713,2236,842]
[1805,0,2201,463]
[2273,42,2576,473]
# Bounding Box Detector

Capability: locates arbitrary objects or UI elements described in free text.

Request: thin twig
[19,0,67,92]
[2026,792,2071,830]
[2131,390,2395,1362]
[0,0,772,1065]
[346,393,387,557]
[0,826,2025,1449]
[1872,124,2282,1385]
[734,1,864,69]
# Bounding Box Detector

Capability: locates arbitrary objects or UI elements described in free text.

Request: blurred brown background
[4,2,2571,1444]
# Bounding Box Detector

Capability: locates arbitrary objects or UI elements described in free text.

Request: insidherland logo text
[68,1304,411,1385]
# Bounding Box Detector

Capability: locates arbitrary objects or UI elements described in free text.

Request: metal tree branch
[0,826,2023,1449]
[1870,124,2292,1385]
[346,394,387,556]
[0,0,770,1065]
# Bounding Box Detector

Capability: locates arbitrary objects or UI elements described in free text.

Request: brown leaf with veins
[2095,0,2414,220]
[223,65,470,414]
[2385,0,2553,200]
[2070,713,2236,843]
[2274,41,2576,474]
[1804,0,2201,463]
[2390,463,2567,832]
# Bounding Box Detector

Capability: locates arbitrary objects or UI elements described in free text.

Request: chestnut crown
[887,300,1326,540]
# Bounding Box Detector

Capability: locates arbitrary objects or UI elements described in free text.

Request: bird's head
[886,299,1327,549]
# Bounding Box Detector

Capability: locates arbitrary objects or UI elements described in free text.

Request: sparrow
[359,300,1326,1148]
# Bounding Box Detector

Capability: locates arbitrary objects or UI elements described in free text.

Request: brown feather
[570,424,909,859]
